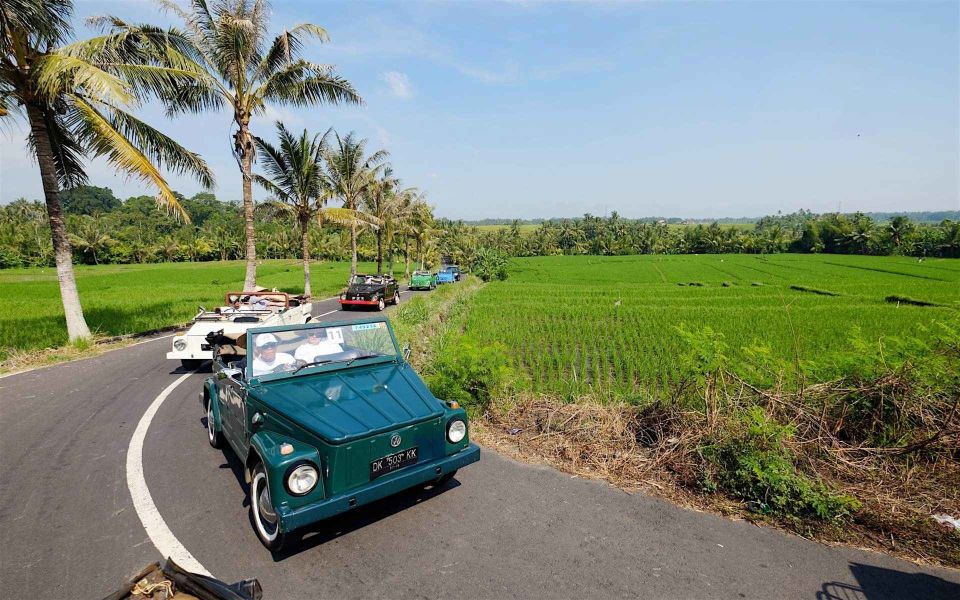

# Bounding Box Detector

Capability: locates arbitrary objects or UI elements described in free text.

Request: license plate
[370,447,418,480]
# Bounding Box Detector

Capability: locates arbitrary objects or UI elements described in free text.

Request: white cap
[254,333,278,348]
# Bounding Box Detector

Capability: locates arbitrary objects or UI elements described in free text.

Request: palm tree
[69,216,112,264]
[323,131,388,275]
[254,122,375,296]
[132,0,363,291]
[0,0,214,341]
[363,167,420,274]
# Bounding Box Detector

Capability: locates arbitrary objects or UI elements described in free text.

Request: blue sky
[1,0,957,219]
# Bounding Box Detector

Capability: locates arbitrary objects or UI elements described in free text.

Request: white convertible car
[167,290,313,370]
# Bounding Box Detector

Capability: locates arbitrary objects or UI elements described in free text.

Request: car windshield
[349,274,386,285]
[249,321,398,379]
[413,270,430,276]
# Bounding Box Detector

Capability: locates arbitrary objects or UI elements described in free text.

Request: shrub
[470,247,509,282]
[426,339,514,414]
[702,407,860,521]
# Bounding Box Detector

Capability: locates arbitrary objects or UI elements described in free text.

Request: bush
[702,407,860,521]
[470,247,509,282]
[426,339,514,414]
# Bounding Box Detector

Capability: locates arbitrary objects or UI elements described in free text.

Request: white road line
[317,309,339,317]
[126,371,212,576]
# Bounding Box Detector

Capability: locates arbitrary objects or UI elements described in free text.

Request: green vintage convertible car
[200,317,480,550]
[408,270,437,291]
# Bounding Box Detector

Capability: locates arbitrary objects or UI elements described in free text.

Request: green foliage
[60,185,120,215]
[702,407,860,521]
[426,340,514,415]
[470,247,509,282]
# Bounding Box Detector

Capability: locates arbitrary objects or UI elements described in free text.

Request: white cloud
[380,71,414,99]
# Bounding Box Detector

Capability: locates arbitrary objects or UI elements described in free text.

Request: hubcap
[207,405,214,440]
[258,486,277,525]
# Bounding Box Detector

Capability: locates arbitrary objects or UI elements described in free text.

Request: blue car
[435,267,457,284]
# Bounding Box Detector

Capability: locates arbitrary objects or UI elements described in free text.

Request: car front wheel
[377,297,385,311]
[205,400,224,449]
[390,291,400,305]
[250,464,288,551]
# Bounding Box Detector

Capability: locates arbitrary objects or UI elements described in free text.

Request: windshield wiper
[291,353,382,375]
[292,358,333,374]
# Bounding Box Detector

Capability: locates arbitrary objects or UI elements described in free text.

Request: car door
[215,358,247,454]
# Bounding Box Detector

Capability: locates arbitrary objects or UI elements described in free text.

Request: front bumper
[279,443,481,532]
[339,299,379,306]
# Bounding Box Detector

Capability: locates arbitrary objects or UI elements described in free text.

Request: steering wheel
[270,362,295,374]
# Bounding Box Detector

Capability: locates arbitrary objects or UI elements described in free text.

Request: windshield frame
[245,317,401,383]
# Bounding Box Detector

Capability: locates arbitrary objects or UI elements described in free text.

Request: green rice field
[0,260,392,359]
[457,254,960,396]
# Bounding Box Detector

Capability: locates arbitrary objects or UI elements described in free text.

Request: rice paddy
[456,254,960,397]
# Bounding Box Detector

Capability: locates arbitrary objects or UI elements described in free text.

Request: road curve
[1,289,959,599]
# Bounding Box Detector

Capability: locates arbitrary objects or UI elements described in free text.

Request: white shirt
[252,352,295,376]
[294,341,344,363]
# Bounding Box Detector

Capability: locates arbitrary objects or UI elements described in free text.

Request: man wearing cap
[294,328,344,363]
[252,333,295,376]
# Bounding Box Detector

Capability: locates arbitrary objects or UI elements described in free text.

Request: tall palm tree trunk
[376,229,383,274]
[404,237,410,276]
[300,214,311,297]
[26,103,91,341]
[350,218,358,275]
[238,123,257,290]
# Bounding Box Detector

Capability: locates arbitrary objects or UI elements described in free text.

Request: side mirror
[402,344,411,361]
[218,367,243,381]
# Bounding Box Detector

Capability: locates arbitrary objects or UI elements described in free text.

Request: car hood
[251,363,443,444]
[410,274,432,282]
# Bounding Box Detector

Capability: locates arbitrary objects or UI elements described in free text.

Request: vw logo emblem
[390,434,402,448]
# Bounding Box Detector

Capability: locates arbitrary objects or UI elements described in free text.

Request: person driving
[251,333,295,376]
[294,328,344,363]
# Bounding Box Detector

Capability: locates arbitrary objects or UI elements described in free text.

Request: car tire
[391,291,400,305]
[250,463,288,552]
[181,359,203,371]
[205,399,224,449]
[377,297,385,311]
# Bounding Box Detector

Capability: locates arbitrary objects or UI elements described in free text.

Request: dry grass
[473,375,960,568]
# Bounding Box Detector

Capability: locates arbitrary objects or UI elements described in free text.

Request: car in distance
[167,290,312,370]
[408,270,437,290]
[435,267,457,285]
[446,264,463,281]
[200,318,480,550]
[339,274,399,311]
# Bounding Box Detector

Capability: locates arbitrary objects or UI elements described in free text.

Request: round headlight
[447,419,467,443]
[340,294,346,300]
[173,338,187,351]
[286,464,318,496]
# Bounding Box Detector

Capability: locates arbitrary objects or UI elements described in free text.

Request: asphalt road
[1,288,959,600]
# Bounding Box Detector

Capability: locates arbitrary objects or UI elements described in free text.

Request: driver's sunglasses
[260,343,278,350]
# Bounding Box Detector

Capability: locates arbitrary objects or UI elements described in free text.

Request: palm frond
[256,23,329,79]
[35,53,133,106]
[257,60,362,108]
[99,101,215,188]
[24,108,87,189]
[319,207,381,230]
[67,95,190,222]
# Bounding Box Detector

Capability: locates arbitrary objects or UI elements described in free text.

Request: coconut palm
[254,122,376,296]
[127,0,363,291]
[363,167,420,274]
[322,131,388,275]
[0,0,214,341]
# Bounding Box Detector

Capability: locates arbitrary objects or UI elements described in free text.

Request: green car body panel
[201,316,479,537]
[408,271,437,290]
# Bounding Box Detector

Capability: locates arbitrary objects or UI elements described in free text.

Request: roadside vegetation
[407,255,960,567]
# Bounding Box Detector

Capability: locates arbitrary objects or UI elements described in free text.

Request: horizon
[1,0,958,219]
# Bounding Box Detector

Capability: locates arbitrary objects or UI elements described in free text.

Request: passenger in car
[252,333,295,376]
[294,329,344,363]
